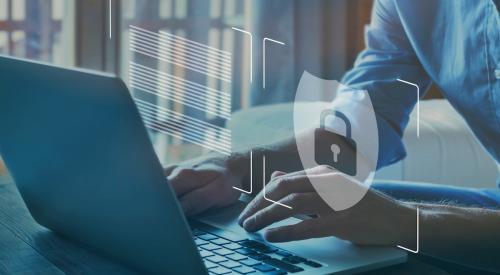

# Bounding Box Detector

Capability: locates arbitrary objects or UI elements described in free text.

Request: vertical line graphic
[233,150,253,194]
[109,0,112,39]
[232,27,253,84]
[263,38,285,90]
[397,207,420,254]
[397,78,420,138]
[262,155,292,209]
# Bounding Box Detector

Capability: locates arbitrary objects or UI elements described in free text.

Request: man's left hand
[238,166,417,246]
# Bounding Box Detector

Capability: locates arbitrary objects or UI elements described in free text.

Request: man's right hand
[164,154,248,216]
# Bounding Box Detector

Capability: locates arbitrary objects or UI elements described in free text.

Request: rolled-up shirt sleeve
[338,0,432,169]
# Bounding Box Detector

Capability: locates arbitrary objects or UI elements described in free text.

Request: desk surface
[0,176,449,275]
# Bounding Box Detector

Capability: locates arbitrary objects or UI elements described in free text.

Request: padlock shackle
[320,110,352,139]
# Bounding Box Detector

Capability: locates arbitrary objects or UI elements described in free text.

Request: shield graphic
[293,71,380,211]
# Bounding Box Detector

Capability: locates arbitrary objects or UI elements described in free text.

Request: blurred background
[4,0,495,188]
[0,0,385,164]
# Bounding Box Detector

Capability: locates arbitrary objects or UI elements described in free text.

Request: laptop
[0,55,406,274]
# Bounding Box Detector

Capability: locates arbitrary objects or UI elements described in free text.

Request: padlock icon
[314,110,357,176]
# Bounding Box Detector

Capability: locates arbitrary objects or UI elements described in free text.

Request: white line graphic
[129,29,232,74]
[131,25,231,64]
[262,155,292,209]
[130,77,228,115]
[159,29,231,57]
[129,65,231,119]
[142,119,231,155]
[130,43,231,83]
[109,0,112,39]
[129,36,231,77]
[130,62,230,98]
[233,150,253,194]
[263,38,286,90]
[134,99,231,140]
[135,110,231,152]
[140,115,231,154]
[132,25,231,60]
[131,79,230,118]
[129,62,231,106]
[138,110,232,154]
[397,78,420,138]
[130,40,232,82]
[128,24,233,155]
[397,207,419,254]
[138,108,226,138]
[140,114,230,150]
[129,62,231,109]
[132,82,230,120]
[232,27,253,84]
[137,105,230,140]
[129,25,232,83]
[132,45,231,83]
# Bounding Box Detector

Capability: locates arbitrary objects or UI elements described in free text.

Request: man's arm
[237,167,500,272]
[166,0,431,215]
[415,204,500,271]
[243,0,435,176]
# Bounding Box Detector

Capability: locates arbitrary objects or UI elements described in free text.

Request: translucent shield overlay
[293,71,379,211]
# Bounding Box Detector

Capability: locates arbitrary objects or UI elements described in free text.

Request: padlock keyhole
[331,144,340,163]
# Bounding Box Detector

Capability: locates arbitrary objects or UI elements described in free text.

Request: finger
[263,166,338,196]
[242,192,326,232]
[168,168,217,196]
[264,218,327,243]
[270,171,286,179]
[178,181,222,216]
[267,165,337,183]
[238,175,315,224]
[238,167,339,225]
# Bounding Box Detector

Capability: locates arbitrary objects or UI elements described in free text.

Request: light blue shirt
[341,0,500,171]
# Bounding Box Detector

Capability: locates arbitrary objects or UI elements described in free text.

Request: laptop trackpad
[197,200,407,273]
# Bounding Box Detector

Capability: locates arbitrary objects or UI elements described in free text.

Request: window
[0,0,74,65]
[0,1,361,168]
[0,0,74,176]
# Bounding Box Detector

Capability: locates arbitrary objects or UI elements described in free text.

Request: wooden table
[0,159,6,177]
[0,176,449,275]
[0,176,137,275]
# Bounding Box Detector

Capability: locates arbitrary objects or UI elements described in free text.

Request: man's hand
[165,154,247,216]
[238,166,417,246]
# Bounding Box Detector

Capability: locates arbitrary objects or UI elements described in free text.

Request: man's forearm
[414,204,500,272]
[227,132,500,272]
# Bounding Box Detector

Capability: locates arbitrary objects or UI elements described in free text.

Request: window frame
[74,0,121,74]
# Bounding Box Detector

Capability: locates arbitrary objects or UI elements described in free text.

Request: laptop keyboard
[192,228,323,274]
